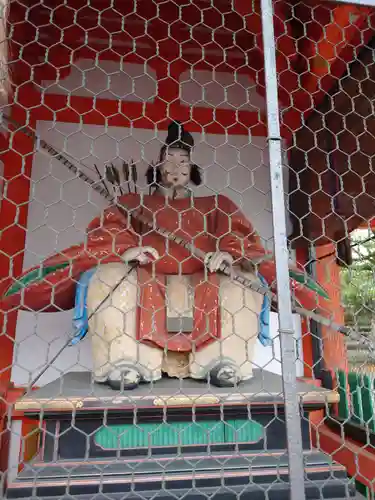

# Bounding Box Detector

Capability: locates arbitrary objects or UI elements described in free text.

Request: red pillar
[0,107,35,384]
[0,106,35,473]
[315,245,348,373]
[296,244,348,378]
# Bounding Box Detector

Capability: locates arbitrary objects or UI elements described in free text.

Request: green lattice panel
[94,420,264,449]
[225,419,264,443]
[348,372,364,426]
[336,370,349,420]
[360,374,375,431]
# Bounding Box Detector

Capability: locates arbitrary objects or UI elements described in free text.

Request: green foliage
[341,234,375,328]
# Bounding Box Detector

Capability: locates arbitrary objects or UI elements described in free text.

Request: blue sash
[257,273,272,347]
[71,268,96,345]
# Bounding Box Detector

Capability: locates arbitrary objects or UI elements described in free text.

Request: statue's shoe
[209,363,240,388]
[107,367,142,391]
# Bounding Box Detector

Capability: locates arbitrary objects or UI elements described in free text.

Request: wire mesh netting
[0,0,375,499]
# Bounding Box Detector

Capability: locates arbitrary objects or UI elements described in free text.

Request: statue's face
[160,147,191,189]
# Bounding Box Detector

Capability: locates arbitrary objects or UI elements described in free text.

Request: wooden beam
[0,107,35,386]
[305,4,372,96]
[314,423,375,492]
[16,84,267,136]
[282,2,373,140]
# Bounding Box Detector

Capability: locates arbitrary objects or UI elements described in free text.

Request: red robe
[0,194,329,352]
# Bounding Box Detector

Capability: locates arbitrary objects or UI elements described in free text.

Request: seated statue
[0,121,329,391]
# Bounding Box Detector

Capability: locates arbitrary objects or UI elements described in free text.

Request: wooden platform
[8,371,351,500]
[6,450,356,500]
[15,369,339,413]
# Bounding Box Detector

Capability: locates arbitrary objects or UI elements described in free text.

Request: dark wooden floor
[15,369,339,412]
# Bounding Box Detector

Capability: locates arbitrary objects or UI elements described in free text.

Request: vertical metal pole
[260,0,306,498]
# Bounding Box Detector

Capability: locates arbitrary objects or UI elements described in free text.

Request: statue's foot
[107,367,141,391]
[209,363,240,388]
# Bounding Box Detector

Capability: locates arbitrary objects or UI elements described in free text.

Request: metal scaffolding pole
[260,0,306,498]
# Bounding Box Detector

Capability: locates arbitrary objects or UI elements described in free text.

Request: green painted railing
[336,369,375,429]
[336,369,375,499]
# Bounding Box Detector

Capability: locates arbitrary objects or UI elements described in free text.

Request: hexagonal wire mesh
[0,0,374,498]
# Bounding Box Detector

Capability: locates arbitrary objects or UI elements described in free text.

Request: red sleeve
[63,197,140,267]
[216,195,270,263]
[0,195,140,313]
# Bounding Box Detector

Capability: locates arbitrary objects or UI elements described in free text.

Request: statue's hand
[204,251,233,273]
[122,246,159,265]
